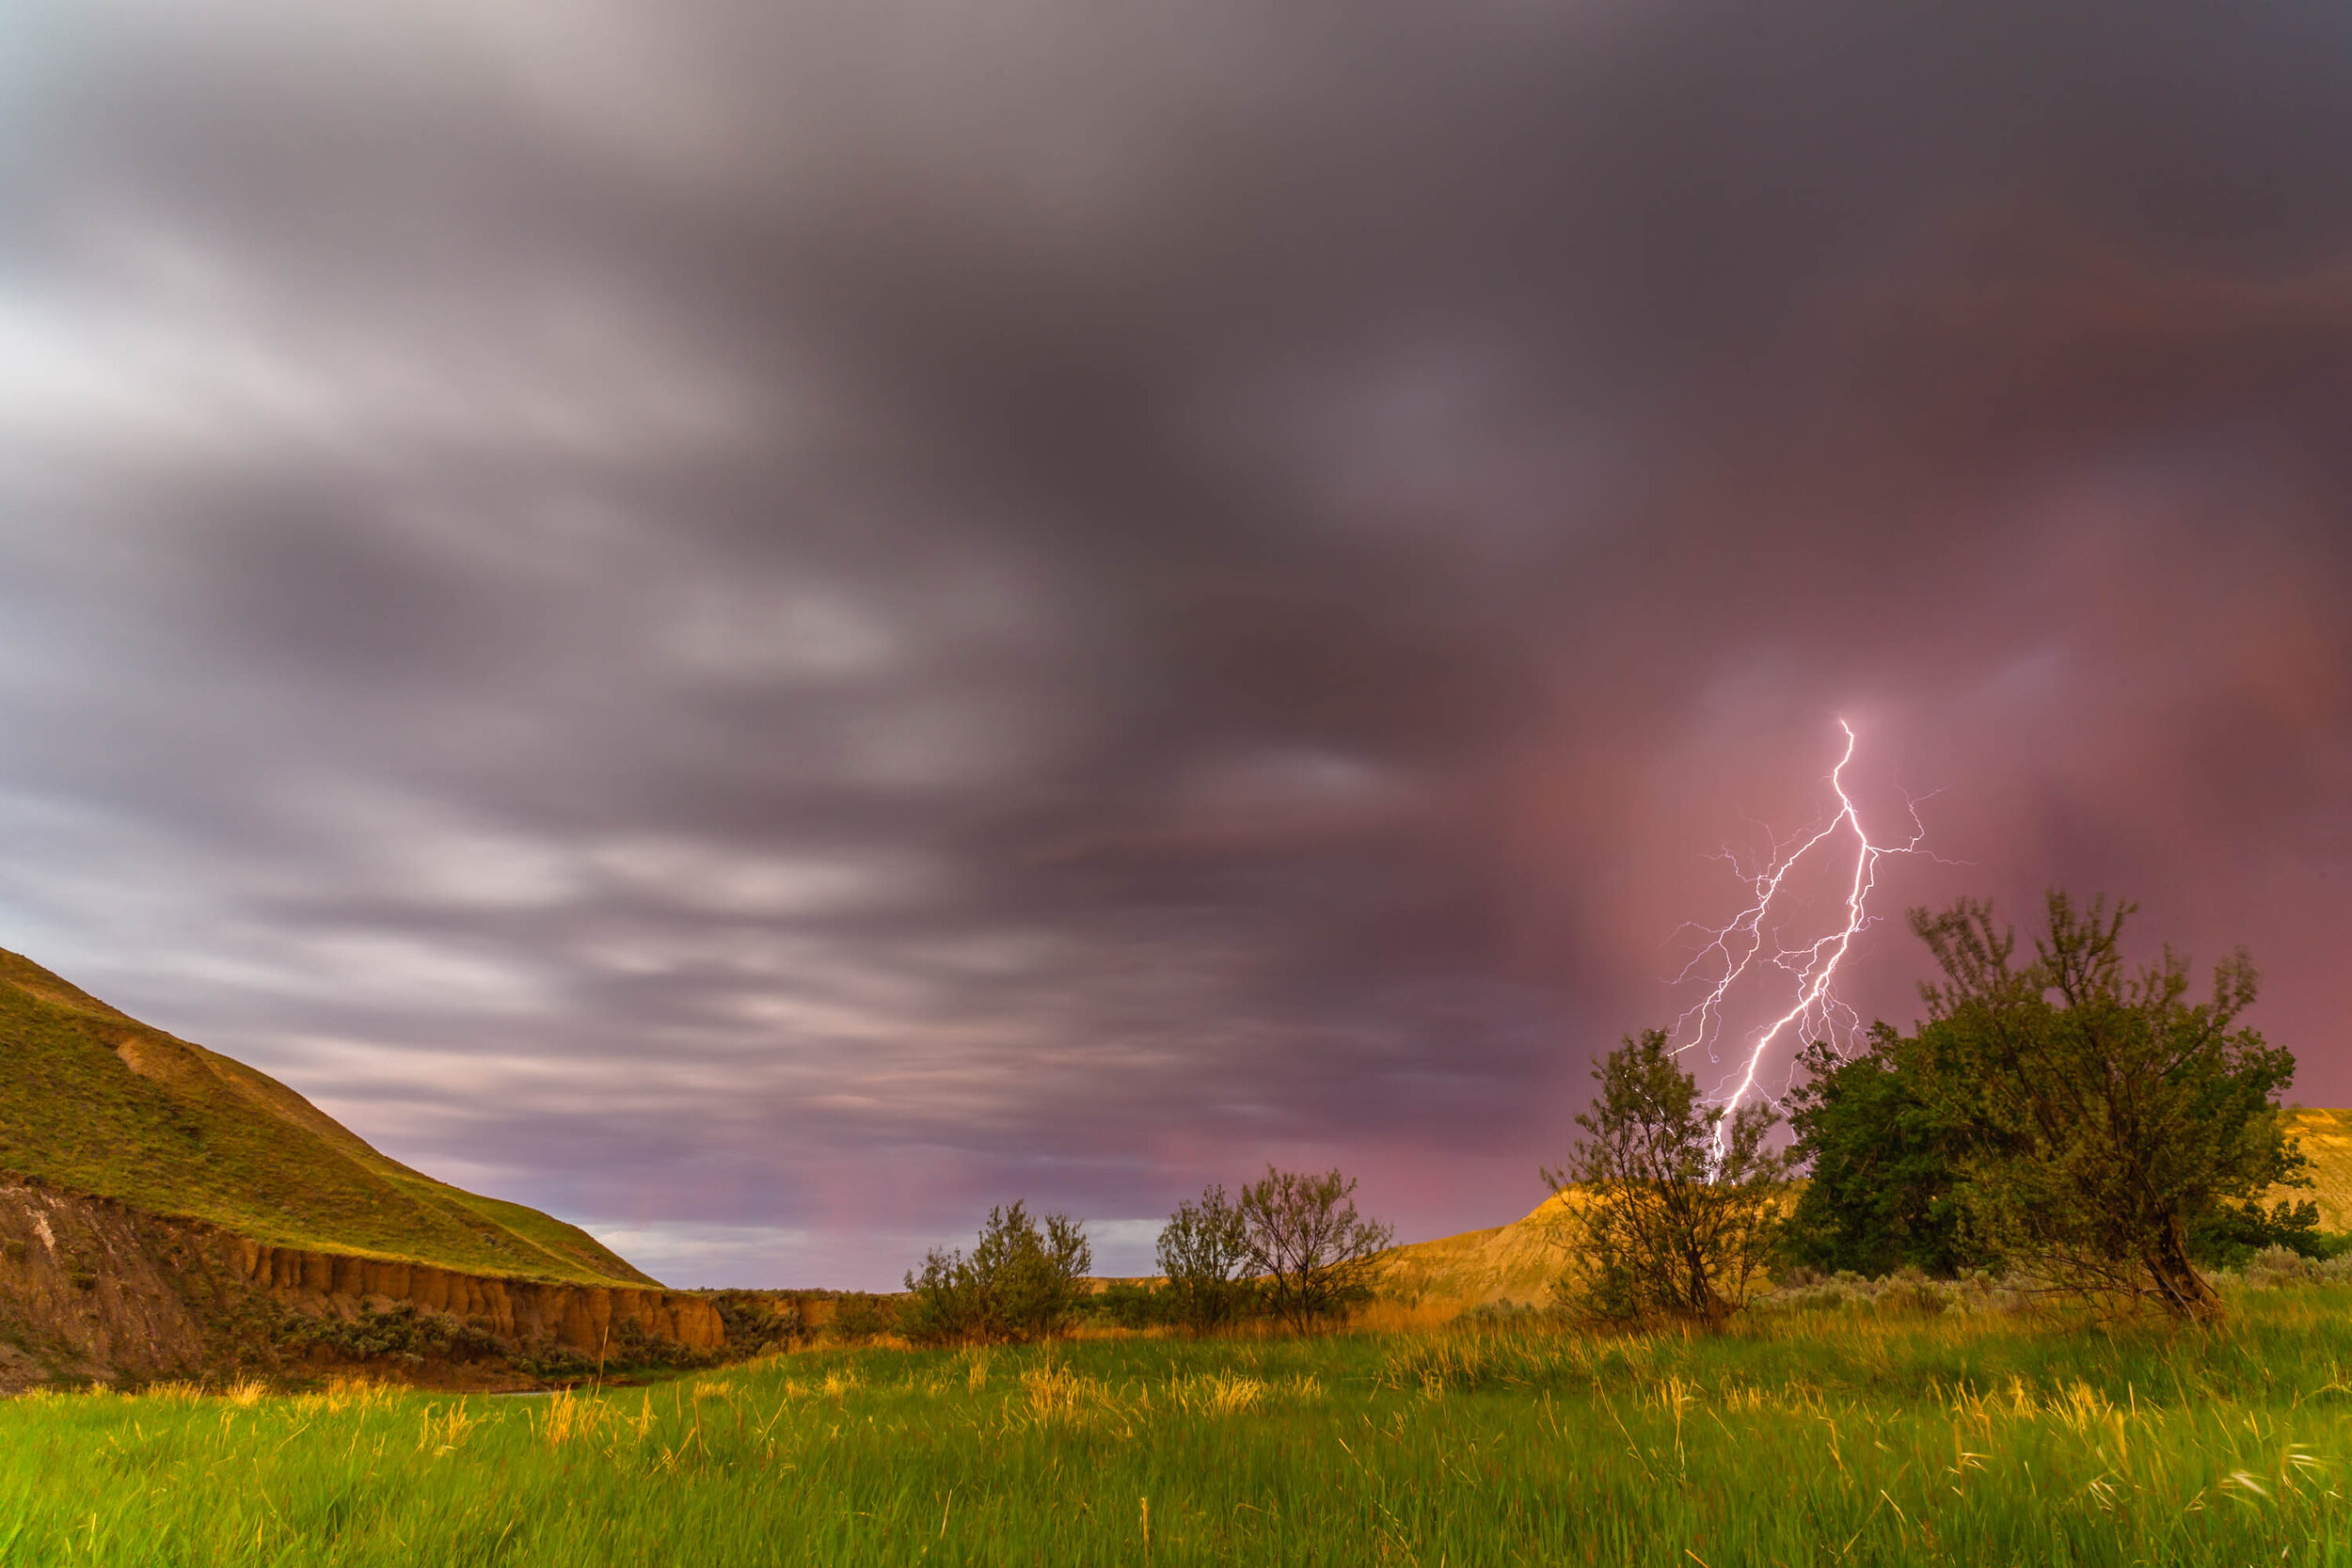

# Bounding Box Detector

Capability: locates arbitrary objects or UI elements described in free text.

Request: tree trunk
[2145,1213,2221,1321]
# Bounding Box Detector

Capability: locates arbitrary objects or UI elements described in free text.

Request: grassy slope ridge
[1378,1109,2352,1308]
[0,949,655,1289]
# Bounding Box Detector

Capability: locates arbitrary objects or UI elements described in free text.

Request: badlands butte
[5,945,2349,1390]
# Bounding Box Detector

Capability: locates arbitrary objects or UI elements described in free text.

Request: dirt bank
[0,1173,721,1390]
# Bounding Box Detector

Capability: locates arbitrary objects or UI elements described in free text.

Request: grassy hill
[0,949,654,1289]
[1379,1111,2352,1310]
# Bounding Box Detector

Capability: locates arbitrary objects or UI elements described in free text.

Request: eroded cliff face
[229,1240,720,1354]
[0,1174,721,1390]
[0,1176,247,1388]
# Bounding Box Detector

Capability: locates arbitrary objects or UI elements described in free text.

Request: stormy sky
[2,0,2348,1287]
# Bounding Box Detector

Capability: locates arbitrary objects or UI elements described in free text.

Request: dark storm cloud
[3,0,2349,1284]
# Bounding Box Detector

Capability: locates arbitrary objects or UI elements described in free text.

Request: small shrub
[902,1202,1091,1346]
[508,1343,596,1382]
[705,1291,807,1354]
[1759,1267,2026,1316]
[1086,1279,1179,1330]
[1458,1298,1549,1327]
[2188,1200,2342,1269]
[2235,1244,2352,1290]
[828,1292,899,1344]
[606,1316,715,1370]
[1157,1184,1259,1334]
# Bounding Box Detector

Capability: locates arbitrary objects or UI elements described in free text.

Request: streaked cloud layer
[3,0,2348,1284]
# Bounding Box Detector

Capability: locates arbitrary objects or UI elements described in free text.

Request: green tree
[1784,1029,2328,1280]
[1237,1167,1394,1331]
[1782,1037,1979,1278]
[1156,1183,1257,1333]
[1546,1029,1791,1324]
[901,1201,1092,1345]
[1891,893,2305,1319]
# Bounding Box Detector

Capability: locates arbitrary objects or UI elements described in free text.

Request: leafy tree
[1546,1029,1791,1324]
[1890,893,2305,1319]
[1237,1167,1394,1331]
[901,1201,1092,1345]
[1156,1183,1257,1333]
[1785,1029,2328,1280]
[1782,1038,1980,1278]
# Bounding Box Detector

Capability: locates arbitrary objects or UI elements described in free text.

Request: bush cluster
[1559,890,2337,1327]
[1082,1278,1183,1329]
[1155,1168,1393,1334]
[899,1165,1399,1344]
[826,1291,899,1343]
[1760,1266,2027,1316]
[2237,1244,2352,1289]
[276,1303,507,1366]
[702,1291,808,1354]
[603,1316,715,1370]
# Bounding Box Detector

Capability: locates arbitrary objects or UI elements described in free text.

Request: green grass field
[9,1285,2352,1565]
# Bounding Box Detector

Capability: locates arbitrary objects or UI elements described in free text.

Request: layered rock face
[0,1175,721,1389]
[230,1238,721,1354]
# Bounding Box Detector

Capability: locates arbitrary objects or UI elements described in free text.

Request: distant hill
[2282,1108,2352,1229]
[0,949,654,1290]
[1375,1192,1575,1310]
[1379,1111,2352,1311]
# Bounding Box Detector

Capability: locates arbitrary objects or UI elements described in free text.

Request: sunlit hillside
[2282,1108,2352,1228]
[0,949,653,1289]
[1375,1191,1573,1309]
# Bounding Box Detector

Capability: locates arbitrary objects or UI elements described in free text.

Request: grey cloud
[3,0,2349,1284]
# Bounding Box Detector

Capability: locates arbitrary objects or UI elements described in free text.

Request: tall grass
[8,1284,2352,1563]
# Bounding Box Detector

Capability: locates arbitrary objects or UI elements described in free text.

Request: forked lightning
[1670,721,1933,1153]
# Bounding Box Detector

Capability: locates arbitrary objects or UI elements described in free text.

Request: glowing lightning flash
[1669,721,1933,1150]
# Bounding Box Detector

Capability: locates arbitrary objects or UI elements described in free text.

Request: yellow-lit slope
[2281,1109,2352,1228]
[1375,1191,1576,1310]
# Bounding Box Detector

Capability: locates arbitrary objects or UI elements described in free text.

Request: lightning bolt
[1669,720,1934,1151]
